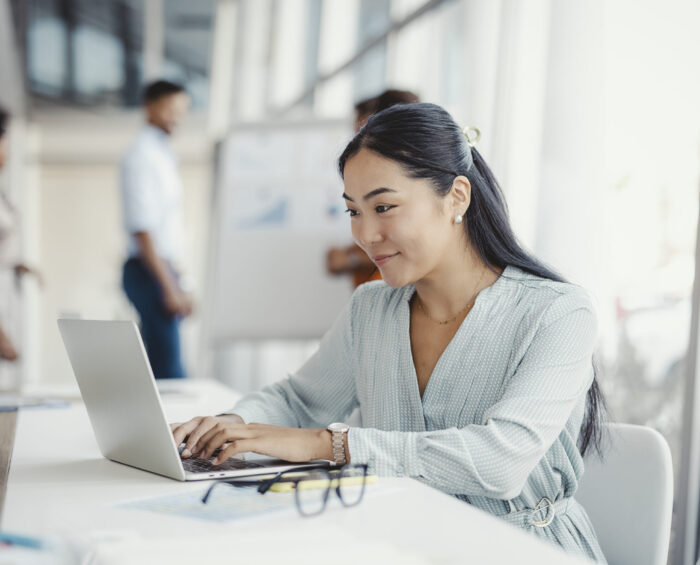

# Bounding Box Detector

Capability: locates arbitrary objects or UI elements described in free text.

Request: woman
[172,103,607,562]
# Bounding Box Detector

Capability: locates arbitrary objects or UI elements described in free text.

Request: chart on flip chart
[207,119,356,340]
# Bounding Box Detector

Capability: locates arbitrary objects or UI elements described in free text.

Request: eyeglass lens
[293,464,367,516]
[337,464,367,507]
[295,468,332,516]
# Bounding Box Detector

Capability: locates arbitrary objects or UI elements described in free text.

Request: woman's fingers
[182,416,220,456]
[172,417,256,459]
[173,420,311,464]
[212,439,256,465]
[171,417,202,448]
[171,416,219,456]
[196,425,227,457]
[200,426,247,459]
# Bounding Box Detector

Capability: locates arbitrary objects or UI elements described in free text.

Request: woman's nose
[353,217,383,249]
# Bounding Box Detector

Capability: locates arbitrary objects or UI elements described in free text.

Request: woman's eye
[344,208,358,217]
[376,205,395,213]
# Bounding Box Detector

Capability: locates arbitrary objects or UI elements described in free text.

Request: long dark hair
[338,102,607,457]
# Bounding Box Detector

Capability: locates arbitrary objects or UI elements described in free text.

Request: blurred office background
[1,0,700,562]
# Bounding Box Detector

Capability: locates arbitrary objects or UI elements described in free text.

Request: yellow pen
[268,475,378,492]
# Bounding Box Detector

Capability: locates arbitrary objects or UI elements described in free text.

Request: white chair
[576,423,673,565]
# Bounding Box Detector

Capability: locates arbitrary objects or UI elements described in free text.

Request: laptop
[57,318,327,481]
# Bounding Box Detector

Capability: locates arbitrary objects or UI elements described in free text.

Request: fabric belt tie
[502,497,571,529]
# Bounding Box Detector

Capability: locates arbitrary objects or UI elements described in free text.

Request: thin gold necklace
[415,268,487,325]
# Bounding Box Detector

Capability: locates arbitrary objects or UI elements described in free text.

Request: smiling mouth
[372,253,400,266]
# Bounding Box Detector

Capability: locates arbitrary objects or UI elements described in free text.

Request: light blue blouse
[229,265,607,563]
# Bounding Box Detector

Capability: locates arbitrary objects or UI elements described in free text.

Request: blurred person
[0,106,42,365]
[352,95,378,133]
[172,103,608,563]
[327,89,420,288]
[120,80,192,380]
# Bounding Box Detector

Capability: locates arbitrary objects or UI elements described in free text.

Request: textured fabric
[120,124,183,262]
[0,191,20,387]
[122,258,186,379]
[0,191,19,267]
[229,265,607,563]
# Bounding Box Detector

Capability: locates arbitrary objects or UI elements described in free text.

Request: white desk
[2,379,591,564]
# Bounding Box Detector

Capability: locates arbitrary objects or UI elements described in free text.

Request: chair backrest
[576,423,673,565]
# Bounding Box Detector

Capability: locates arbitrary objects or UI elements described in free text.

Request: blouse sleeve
[223,294,359,428]
[348,290,597,500]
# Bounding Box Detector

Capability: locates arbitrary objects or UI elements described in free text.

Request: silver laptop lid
[58,319,187,481]
[58,319,325,482]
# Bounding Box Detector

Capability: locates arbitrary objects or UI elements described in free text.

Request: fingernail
[212,458,219,465]
[182,449,191,458]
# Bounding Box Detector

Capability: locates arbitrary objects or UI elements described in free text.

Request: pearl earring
[454,214,463,225]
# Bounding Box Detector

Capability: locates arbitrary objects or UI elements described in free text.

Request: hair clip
[462,126,481,148]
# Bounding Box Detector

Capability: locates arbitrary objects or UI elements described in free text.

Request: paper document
[118,486,295,522]
[0,394,70,412]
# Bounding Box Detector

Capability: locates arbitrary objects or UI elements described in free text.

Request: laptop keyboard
[180,448,266,473]
[183,457,266,472]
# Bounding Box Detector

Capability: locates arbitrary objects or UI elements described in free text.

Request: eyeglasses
[201,463,369,517]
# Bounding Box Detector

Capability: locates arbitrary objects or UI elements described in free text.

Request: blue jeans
[122,258,187,379]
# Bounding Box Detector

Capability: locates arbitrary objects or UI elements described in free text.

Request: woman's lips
[372,252,400,266]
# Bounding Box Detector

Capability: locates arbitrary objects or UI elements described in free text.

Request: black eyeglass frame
[201,463,369,517]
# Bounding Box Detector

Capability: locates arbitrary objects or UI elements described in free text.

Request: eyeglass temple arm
[202,477,259,503]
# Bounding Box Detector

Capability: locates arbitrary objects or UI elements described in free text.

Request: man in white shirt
[120,80,191,379]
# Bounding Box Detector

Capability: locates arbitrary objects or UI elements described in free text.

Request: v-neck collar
[399,265,515,423]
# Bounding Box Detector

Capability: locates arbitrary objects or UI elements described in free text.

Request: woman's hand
[171,415,242,457]
[171,415,333,464]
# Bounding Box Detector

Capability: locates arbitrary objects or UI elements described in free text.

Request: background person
[172,103,608,563]
[120,80,192,380]
[0,106,42,367]
[326,88,419,288]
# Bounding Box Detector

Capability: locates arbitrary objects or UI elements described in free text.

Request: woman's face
[342,148,464,288]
